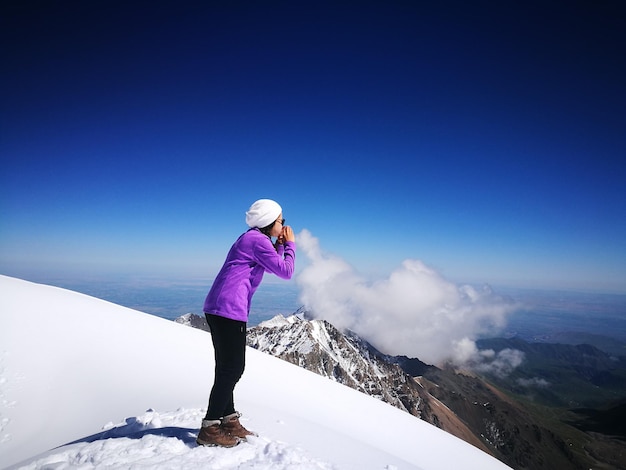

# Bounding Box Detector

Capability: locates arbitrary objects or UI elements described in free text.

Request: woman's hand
[282,225,295,243]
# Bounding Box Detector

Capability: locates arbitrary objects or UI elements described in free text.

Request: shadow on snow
[62,413,199,449]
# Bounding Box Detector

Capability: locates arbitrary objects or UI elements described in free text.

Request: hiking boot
[196,419,240,447]
[221,412,257,439]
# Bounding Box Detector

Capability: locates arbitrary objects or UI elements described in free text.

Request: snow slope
[0,275,511,469]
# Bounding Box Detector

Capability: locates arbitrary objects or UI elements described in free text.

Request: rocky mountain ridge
[247,314,588,469]
[178,312,625,469]
[247,314,432,419]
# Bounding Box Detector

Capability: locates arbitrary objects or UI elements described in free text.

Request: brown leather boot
[196,419,240,447]
[220,412,257,439]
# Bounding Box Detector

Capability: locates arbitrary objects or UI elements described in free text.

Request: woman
[197,199,296,447]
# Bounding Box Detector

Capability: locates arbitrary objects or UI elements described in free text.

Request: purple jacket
[203,228,296,322]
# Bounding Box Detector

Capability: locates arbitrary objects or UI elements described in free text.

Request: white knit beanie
[245,199,282,228]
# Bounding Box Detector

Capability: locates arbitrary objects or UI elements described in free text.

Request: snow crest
[1,275,511,470]
[14,409,336,470]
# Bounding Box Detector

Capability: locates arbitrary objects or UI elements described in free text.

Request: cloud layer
[296,229,519,367]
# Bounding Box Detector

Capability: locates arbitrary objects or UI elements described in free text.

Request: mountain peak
[249,314,444,421]
[257,313,303,329]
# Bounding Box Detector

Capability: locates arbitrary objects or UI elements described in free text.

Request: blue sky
[1,1,625,293]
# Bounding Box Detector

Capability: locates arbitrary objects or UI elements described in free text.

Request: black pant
[205,313,247,420]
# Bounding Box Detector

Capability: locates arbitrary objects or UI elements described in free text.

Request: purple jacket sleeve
[253,239,296,279]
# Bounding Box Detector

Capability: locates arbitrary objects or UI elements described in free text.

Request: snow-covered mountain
[244,314,612,470]
[247,314,493,452]
[248,314,429,415]
[0,275,511,469]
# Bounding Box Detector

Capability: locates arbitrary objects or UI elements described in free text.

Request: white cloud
[296,229,519,367]
[517,377,550,388]
[451,339,525,376]
[475,348,525,377]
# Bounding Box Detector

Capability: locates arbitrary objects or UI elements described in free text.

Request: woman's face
[269,213,284,238]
